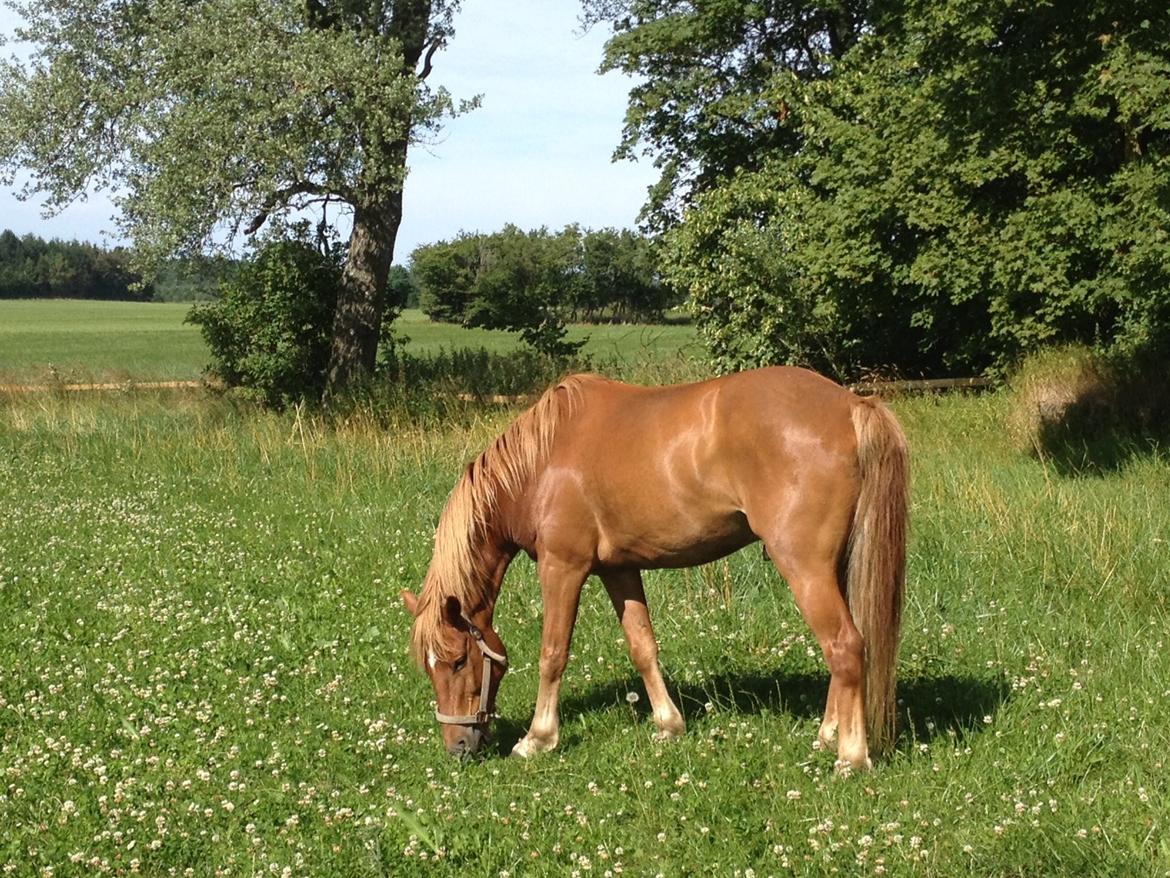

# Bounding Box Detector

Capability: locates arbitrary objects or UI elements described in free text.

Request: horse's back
[526,367,863,570]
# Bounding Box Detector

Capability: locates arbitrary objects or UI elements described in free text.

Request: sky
[0,0,656,261]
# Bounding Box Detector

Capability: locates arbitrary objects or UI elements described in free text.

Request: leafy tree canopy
[0,229,149,300]
[590,0,1170,378]
[583,0,868,230]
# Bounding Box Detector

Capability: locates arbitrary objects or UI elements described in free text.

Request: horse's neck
[479,537,515,611]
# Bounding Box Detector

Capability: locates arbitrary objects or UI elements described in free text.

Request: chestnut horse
[401,366,908,769]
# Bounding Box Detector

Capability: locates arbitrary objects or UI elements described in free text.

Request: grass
[0,300,702,384]
[0,300,209,383]
[1,385,1168,876]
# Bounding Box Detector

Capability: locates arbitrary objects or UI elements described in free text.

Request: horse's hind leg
[765,539,870,771]
[601,569,686,741]
[512,556,589,759]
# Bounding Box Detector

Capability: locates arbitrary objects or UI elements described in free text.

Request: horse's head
[401,590,508,758]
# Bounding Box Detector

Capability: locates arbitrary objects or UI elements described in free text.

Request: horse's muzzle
[446,726,486,758]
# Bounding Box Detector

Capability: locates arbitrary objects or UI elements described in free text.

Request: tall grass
[1,387,1167,876]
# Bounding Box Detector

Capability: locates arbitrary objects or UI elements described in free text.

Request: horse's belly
[593,509,756,570]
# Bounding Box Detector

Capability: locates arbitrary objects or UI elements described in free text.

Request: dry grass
[1007,345,1118,456]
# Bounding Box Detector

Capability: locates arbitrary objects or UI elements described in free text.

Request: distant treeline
[0,229,149,300]
[0,229,243,301]
[413,225,677,326]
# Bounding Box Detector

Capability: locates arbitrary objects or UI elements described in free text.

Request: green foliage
[0,229,149,300]
[414,226,581,358]
[152,255,240,303]
[413,233,482,323]
[598,0,1170,379]
[585,0,866,231]
[385,264,420,311]
[579,227,674,321]
[187,235,342,406]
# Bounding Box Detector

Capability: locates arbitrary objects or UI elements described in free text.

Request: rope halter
[433,615,508,726]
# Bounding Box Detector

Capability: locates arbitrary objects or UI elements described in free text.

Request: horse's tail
[847,398,909,757]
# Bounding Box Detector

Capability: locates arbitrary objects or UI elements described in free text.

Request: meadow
[0,301,702,384]
[1,369,1168,876]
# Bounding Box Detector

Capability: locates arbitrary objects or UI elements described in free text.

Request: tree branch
[419,39,441,81]
[244,180,334,235]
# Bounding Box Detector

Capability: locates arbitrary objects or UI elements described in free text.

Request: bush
[187,236,342,407]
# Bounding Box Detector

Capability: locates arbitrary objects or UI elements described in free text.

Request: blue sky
[0,0,655,262]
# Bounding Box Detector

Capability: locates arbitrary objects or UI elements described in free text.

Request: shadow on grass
[495,670,1010,757]
[1038,429,1169,478]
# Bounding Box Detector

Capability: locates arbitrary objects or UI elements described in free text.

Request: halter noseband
[433,616,508,726]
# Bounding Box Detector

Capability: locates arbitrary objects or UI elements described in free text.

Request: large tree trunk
[321,0,435,400]
[324,196,402,399]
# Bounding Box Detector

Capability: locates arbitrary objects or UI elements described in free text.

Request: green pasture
[1,383,1167,876]
[0,300,207,382]
[0,300,701,383]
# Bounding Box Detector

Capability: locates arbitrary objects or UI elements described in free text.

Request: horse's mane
[409,374,595,665]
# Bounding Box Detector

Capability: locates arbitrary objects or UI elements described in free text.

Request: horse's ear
[443,595,469,631]
[400,590,420,617]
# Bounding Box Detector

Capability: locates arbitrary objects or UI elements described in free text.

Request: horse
[401,366,908,770]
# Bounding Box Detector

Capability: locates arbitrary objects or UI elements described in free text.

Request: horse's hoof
[652,722,686,742]
[511,735,556,758]
[833,756,872,775]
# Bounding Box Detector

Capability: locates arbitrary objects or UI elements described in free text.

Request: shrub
[187,236,342,407]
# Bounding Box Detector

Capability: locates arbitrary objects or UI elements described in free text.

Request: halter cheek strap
[434,617,508,726]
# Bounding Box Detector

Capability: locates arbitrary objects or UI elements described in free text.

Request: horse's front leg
[601,569,685,741]
[512,556,588,758]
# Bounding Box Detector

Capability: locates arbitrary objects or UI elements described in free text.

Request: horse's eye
[452,656,468,672]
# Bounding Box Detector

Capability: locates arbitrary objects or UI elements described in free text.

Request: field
[0,301,209,383]
[0,301,702,384]
[1,302,1167,875]
[2,365,1168,876]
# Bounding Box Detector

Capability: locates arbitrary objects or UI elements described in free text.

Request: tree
[0,0,468,398]
[592,0,1170,378]
[414,233,484,323]
[578,227,672,322]
[386,264,420,310]
[583,0,868,231]
[0,229,150,299]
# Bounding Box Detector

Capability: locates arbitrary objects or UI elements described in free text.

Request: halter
[434,615,508,726]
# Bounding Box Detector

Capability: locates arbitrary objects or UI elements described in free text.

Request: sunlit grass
[1,388,1167,875]
[0,301,702,385]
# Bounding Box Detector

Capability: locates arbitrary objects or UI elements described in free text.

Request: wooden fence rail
[0,375,993,399]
